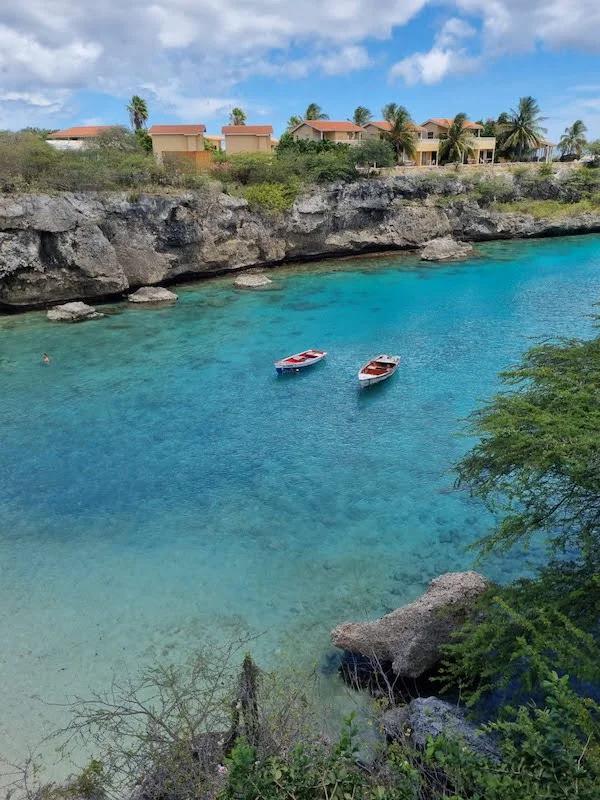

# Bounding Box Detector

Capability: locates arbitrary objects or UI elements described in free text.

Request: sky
[1,0,599,142]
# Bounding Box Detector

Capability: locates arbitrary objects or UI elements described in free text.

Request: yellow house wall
[292,124,321,142]
[225,134,271,154]
[151,133,205,157]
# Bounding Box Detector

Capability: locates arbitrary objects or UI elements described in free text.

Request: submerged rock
[331,572,488,678]
[420,237,475,261]
[128,286,178,303]
[46,301,103,322]
[383,696,499,760]
[233,272,272,288]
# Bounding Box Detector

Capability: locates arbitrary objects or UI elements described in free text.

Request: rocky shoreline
[1,179,600,309]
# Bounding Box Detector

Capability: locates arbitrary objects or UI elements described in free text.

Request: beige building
[222,125,275,154]
[421,118,496,164]
[363,117,496,166]
[291,120,364,145]
[148,124,207,163]
[46,125,116,150]
[362,120,440,164]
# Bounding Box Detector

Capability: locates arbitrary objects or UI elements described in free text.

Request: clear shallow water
[1,234,600,765]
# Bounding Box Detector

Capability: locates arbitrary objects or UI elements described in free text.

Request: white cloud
[0,0,599,127]
[389,16,479,85]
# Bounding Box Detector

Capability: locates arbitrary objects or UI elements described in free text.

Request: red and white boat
[357,354,401,386]
[275,349,327,374]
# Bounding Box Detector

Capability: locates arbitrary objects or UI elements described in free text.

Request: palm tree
[229,107,246,125]
[127,96,148,131]
[287,115,302,130]
[500,96,546,161]
[381,104,417,163]
[304,103,328,120]
[559,120,587,159]
[352,106,372,127]
[438,113,476,165]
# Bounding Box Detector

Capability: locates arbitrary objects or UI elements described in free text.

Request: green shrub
[473,174,516,204]
[349,139,395,168]
[242,181,300,212]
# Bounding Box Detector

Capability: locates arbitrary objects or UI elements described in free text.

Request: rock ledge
[47,301,103,322]
[420,237,475,261]
[331,571,488,678]
[128,286,178,303]
[233,272,272,289]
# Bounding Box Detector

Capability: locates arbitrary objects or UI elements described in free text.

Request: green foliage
[380,104,417,163]
[352,106,372,127]
[229,107,247,126]
[127,95,149,131]
[471,174,515,204]
[134,128,153,153]
[275,135,350,156]
[439,593,600,705]
[456,328,600,558]
[349,139,395,168]
[438,114,476,165]
[424,670,600,800]
[241,181,300,212]
[559,119,588,158]
[495,198,600,218]
[499,96,547,161]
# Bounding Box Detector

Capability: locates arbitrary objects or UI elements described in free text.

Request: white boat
[357,354,401,386]
[275,349,327,374]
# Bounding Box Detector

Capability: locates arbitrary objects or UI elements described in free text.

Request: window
[427,131,434,139]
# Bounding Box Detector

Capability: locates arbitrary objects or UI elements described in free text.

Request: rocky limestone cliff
[1,180,600,308]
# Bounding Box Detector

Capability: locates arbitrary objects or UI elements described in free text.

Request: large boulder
[47,301,103,322]
[233,272,272,288]
[331,572,488,678]
[420,236,475,261]
[383,697,499,760]
[128,286,178,303]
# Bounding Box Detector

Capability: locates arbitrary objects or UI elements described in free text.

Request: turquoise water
[1,235,600,764]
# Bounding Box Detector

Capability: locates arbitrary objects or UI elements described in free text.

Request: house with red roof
[46,126,117,150]
[221,125,276,154]
[420,118,496,165]
[290,120,364,146]
[148,124,207,163]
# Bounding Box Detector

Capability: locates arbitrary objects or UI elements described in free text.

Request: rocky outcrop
[420,237,475,261]
[331,572,488,678]
[233,272,272,288]
[47,301,103,322]
[383,697,499,760]
[1,182,600,308]
[128,286,178,303]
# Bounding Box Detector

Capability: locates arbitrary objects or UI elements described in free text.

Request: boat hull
[275,351,327,374]
[357,355,400,386]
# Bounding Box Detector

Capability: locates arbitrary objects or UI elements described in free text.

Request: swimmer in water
[42,353,50,364]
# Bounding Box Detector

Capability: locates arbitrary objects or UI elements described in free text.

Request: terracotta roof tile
[47,126,116,139]
[296,120,364,133]
[222,125,273,135]
[423,118,483,130]
[367,121,426,132]
[149,124,206,135]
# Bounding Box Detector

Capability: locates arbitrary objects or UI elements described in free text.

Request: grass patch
[494,198,600,219]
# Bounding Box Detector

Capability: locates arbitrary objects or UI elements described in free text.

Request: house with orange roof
[46,126,117,150]
[290,120,364,146]
[420,118,496,165]
[148,124,207,164]
[221,125,275,154]
[362,120,441,164]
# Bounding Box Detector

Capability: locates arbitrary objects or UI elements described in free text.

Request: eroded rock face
[383,697,499,760]
[128,286,178,303]
[331,572,488,678]
[420,236,475,261]
[47,301,103,322]
[233,272,273,288]
[2,182,600,308]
